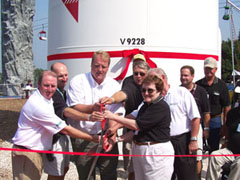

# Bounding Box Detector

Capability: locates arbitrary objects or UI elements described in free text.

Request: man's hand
[103,135,116,152]
[188,140,198,154]
[89,111,104,121]
[92,135,100,143]
[203,129,209,139]
[99,97,115,105]
[92,102,102,112]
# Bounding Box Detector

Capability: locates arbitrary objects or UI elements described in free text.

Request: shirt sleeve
[66,75,86,106]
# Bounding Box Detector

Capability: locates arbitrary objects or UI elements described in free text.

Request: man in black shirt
[206,86,240,180]
[180,65,211,179]
[196,57,230,153]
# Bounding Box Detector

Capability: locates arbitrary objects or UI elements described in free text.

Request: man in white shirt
[12,70,99,180]
[67,50,125,180]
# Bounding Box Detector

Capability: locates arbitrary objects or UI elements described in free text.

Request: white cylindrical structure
[48,0,221,86]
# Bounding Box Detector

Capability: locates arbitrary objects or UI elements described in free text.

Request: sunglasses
[134,72,146,77]
[141,88,156,94]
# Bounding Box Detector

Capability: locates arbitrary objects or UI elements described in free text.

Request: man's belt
[134,141,161,146]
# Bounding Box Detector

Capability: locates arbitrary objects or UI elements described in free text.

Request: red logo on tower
[62,0,79,22]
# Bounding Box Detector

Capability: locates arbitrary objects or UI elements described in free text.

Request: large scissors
[87,103,107,180]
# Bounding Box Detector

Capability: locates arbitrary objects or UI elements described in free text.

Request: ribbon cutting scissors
[87,103,108,180]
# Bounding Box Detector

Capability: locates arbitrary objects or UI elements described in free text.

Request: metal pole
[229,8,236,86]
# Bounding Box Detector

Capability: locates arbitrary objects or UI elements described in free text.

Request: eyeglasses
[141,88,156,94]
[134,72,146,77]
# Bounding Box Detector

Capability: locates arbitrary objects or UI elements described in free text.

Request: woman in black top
[104,75,174,180]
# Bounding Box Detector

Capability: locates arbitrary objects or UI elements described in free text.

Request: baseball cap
[204,57,217,68]
[133,54,146,62]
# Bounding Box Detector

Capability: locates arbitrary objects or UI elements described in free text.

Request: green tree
[221,34,240,83]
[34,68,44,87]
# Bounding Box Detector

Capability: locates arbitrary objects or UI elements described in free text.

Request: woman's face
[141,82,160,104]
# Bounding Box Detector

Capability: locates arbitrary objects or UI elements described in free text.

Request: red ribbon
[100,104,108,151]
[47,48,219,81]
[114,49,157,81]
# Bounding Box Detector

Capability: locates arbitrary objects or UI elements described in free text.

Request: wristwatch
[190,136,197,141]
[87,114,92,121]
[204,127,210,131]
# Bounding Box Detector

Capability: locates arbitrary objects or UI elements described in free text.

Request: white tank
[48,0,221,86]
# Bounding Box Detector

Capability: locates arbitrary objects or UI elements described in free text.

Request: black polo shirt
[133,96,171,143]
[122,75,143,115]
[52,88,67,120]
[196,77,230,117]
[190,84,210,124]
[226,106,240,154]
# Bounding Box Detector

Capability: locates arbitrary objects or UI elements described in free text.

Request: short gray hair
[132,61,150,71]
[148,68,168,81]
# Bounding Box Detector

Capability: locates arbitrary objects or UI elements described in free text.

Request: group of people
[11,50,240,180]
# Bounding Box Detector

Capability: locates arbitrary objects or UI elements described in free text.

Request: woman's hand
[104,110,116,120]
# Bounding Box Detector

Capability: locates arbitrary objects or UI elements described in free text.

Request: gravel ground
[0,141,127,180]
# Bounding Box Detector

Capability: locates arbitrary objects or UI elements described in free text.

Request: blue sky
[1,0,240,72]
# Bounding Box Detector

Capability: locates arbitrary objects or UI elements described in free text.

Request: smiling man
[196,57,230,154]
[12,70,99,180]
[66,50,125,180]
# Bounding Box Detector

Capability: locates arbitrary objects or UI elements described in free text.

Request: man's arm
[189,117,200,154]
[223,106,231,124]
[71,102,101,114]
[61,125,99,143]
[100,91,127,105]
[221,105,231,138]
[63,107,104,122]
[203,113,210,139]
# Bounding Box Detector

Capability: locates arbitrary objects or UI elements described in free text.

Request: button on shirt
[67,72,125,134]
[12,89,67,150]
[165,87,200,136]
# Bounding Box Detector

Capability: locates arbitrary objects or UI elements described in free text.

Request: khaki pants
[12,145,43,180]
[206,148,235,180]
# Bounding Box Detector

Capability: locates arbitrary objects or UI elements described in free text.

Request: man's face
[180,68,194,87]
[91,54,109,84]
[204,67,217,80]
[133,66,147,85]
[38,75,57,100]
[55,65,68,90]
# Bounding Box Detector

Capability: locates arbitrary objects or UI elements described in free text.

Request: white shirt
[12,89,67,150]
[67,72,125,134]
[165,86,200,136]
[131,87,200,136]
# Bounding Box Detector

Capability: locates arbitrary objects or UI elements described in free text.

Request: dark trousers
[170,132,197,180]
[208,128,220,154]
[72,138,119,180]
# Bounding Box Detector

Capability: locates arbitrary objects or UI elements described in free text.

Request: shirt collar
[202,76,218,85]
[88,72,107,88]
[144,95,164,106]
[36,89,53,104]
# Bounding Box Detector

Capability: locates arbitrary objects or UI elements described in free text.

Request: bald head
[51,62,68,90]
